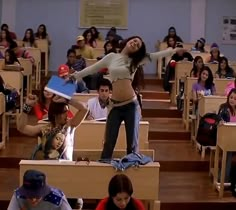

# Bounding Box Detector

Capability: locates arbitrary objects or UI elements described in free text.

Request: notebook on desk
[45,75,76,100]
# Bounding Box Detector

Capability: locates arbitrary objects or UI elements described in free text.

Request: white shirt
[87,97,107,120]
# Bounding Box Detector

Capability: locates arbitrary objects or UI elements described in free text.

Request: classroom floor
[1,75,236,210]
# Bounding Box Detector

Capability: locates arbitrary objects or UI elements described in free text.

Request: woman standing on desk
[69,36,179,159]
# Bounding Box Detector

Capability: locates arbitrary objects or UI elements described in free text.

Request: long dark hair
[82,29,96,47]
[194,41,205,52]
[191,56,204,77]
[0,29,13,43]
[90,26,99,39]
[217,56,232,75]
[4,49,20,65]
[23,28,35,46]
[167,36,176,48]
[48,102,68,126]
[198,66,214,89]
[222,88,236,116]
[106,174,137,210]
[119,36,146,89]
[35,24,48,39]
[104,41,116,55]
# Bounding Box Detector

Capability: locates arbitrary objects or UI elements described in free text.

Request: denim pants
[101,100,141,159]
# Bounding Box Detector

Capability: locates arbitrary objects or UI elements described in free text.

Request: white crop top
[75,48,176,82]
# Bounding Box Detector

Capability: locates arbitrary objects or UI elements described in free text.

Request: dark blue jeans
[101,100,141,159]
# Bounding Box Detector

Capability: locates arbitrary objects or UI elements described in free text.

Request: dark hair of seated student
[197,66,214,90]
[96,78,112,91]
[219,88,236,122]
[104,41,117,55]
[193,38,206,52]
[190,56,204,78]
[4,49,20,65]
[96,174,145,210]
[82,29,96,48]
[163,26,183,43]
[90,26,100,39]
[35,24,48,39]
[23,28,36,47]
[167,36,177,48]
[216,56,235,78]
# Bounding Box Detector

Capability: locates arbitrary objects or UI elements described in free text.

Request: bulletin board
[222,16,236,44]
[79,0,128,29]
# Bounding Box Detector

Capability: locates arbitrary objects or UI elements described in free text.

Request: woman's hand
[25,94,38,106]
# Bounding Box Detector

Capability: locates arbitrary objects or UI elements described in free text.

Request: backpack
[196,113,221,146]
[5,90,20,111]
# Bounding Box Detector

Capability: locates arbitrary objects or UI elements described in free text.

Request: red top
[95,197,145,210]
[33,103,74,120]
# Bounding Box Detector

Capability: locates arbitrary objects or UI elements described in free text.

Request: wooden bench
[93,48,104,58]
[19,160,160,210]
[85,58,97,66]
[74,120,149,150]
[182,78,234,131]
[213,123,236,198]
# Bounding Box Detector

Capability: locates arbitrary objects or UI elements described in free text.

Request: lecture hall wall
[0,0,236,73]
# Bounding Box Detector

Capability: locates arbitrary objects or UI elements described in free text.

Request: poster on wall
[79,0,128,29]
[222,16,236,44]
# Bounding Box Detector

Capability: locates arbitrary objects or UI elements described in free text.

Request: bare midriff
[111,79,136,102]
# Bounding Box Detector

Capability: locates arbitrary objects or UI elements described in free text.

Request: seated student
[96,174,145,210]
[22,28,37,48]
[35,24,51,45]
[190,56,204,78]
[205,43,222,63]
[8,41,35,64]
[71,35,94,59]
[17,94,87,160]
[215,56,235,79]
[58,64,89,93]
[192,66,215,107]
[97,40,117,60]
[170,44,193,62]
[218,88,236,183]
[191,38,206,53]
[82,29,97,48]
[90,26,103,41]
[1,23,17,40]
[0,29,14,48]
[87,78,112,120]
[7,170,72,210]
[105,27,123,44]
[4,48,20,65]
[166,36,177,49]
[163,26,183,43]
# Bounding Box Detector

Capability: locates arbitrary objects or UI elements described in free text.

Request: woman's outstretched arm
[72,53,114,80]
[140,48,177,65]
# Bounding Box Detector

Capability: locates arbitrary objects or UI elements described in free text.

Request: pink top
[230,114,236,122]
[225,81,235,96]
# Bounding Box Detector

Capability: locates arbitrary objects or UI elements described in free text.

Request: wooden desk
[73,149,154,160]
[194,96,227,159]
[74,121,149,150]
[93,48,104,58]
[183,78,234,130]
[70,93,98,115]
[20,160,160,210]
[213,123,236,198]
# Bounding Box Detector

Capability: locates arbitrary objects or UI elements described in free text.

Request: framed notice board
[79,0,128,29]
